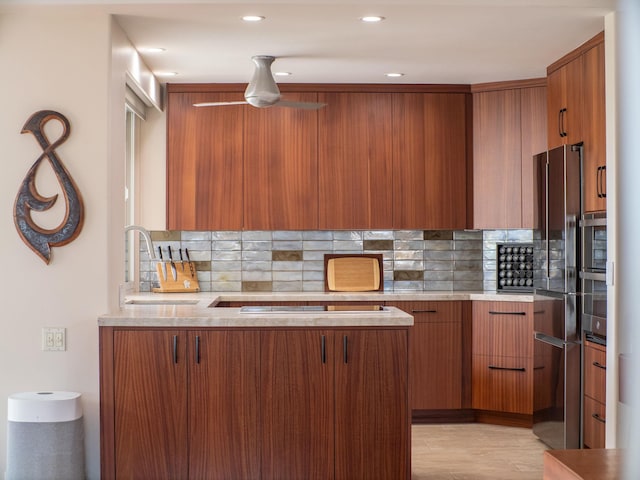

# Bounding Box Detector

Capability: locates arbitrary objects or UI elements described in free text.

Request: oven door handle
[534,332,569,349]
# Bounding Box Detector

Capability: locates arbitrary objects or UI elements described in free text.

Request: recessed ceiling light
[155,71,178,77]
[242,15,265,22]
[140,47,166,53]
[385,72,404,78]
[360,16,385,23]
[274,72,292,77]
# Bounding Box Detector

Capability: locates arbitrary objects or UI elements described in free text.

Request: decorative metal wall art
[13,110,84,264]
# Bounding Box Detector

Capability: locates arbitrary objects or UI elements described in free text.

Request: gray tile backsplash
[140,229,534,293]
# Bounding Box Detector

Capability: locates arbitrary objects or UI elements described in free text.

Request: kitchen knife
[168,246,178,281]
[185,248,195,278]
[158,246,167,282]
[179,248,185,272]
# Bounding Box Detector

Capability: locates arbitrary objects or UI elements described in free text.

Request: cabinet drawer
[472,302,533,357]
[391,301,462,323]
[583,396,606,448]
[584,343,606,403]
[472,355,533,414]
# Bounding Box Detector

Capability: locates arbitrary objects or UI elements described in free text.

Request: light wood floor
[412,423,549,479]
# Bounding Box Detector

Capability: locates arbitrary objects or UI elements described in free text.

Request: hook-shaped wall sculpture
[13,110,84,264]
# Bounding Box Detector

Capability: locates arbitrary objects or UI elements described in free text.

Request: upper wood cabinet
[244,92,319,230]
[582,41,607,213]
[167,91,244,230]
[393,93,469,230]
[547,32,606,213]
[317,92,394,229]
[472,82,547,229]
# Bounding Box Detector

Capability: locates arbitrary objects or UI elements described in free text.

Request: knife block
[153,261,200,293]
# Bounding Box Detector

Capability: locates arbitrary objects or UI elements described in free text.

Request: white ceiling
[4,1,616,85]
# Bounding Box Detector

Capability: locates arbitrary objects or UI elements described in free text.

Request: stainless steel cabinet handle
[488,365,526,372]
[343,335,348,364]
[559,108,568,137]
[321,335,326,364]
[172,335,178,364]
[558,109,563,137]
[593,361,606,370]
[488,311,526,316]
[597,165,606,198]
[592,413,606,424]
[195,335,200,364]
[411,309,437,314]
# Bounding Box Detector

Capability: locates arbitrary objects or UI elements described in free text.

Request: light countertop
[98,290,533,328]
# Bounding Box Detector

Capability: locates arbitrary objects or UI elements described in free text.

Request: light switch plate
[42,327,66,351]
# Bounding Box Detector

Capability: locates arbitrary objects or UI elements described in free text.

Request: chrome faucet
[125,225,159,261]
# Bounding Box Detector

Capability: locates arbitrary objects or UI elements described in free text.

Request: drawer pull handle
[411,309,437,314]
[321,335,326,364]
[488,365,526,372]
[195,335,201,364]
[343,335,348,364]
[172,335,178,364]
[488,311,526,316]
[592,413,606,424]
[593,361,606,370]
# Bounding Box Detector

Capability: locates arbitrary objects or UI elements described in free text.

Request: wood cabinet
[101,326,409,480]
[582,41,607,213]
[166,84,471,231]
[583,340,606,448]
[472,82,547,229]
[110,329,260,480]
[243,92,319,229]
[547,32,606,213]
[167,91,244,230]
[392,93,469,229]
[317,92,394,229]
[472,301,534,415]
[390,301,464,410]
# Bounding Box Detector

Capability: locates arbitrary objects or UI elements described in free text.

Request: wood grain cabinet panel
[472,85,547,229]
[582,41,607,213]
[583,341,606,448]
[244,92,319,229]
[167,92,244,230]
[547,58,583,150]
[391,301,463,410]
[318,92,394,229]
[260,330,334,480]
[392,93,468,230]
[472,301,534,415]
[113,330,189,480]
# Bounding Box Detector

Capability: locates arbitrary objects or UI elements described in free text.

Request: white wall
[0,8,159,478]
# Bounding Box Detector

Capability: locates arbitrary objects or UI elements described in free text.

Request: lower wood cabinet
[583,340,606,448]
[471,301,534,416]
[390,301,465,411]
[100,326,409,480]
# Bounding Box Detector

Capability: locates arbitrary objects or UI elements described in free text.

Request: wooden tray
[324,254,383,292]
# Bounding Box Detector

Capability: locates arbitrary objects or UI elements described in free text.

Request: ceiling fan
[193,55,326,110]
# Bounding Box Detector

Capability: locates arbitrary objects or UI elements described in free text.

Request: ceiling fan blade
[193,101,248,107]
[275,100,327,110]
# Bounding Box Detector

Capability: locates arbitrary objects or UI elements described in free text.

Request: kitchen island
[99,300,412,480]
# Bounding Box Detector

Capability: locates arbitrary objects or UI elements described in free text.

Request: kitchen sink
[124,298,199,305]
[238,305,388,313]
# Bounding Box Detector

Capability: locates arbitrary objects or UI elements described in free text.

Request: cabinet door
[114,330,188,480]
[394,301,463,409]
[318,92,393,229]
[473,89,522,229]
[582,43,607,213]
[393,93,468,229]
[261,330,334,480]
[189,331,260,479]
[244,92,319,229]
[335,330,409,480]
[167,92,244,230]
[584,342,607,403]
[547,59,583,149]
[583,396,606,448]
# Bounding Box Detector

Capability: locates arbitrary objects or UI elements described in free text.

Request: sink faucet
[125,225,158,261]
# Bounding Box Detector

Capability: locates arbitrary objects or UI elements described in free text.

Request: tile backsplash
[139,229,534,293]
